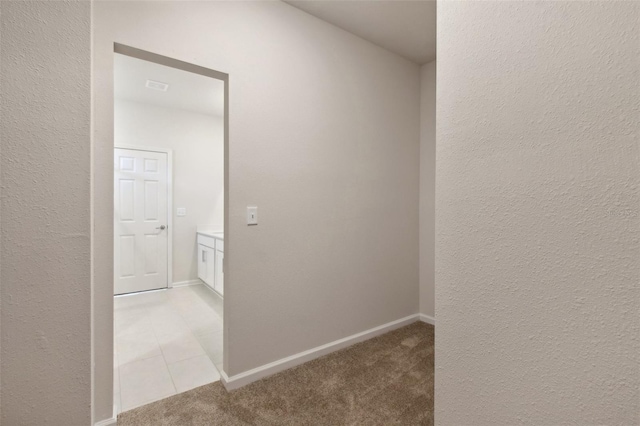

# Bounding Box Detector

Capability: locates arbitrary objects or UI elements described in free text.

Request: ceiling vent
[145,79,169,92]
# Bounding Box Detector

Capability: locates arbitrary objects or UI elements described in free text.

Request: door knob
[156,225,166,230]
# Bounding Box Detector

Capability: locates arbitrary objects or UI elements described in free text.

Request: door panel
[144,234,159,274]
[119,180,135,220]
[119,235,136,277]
[144,180,159,220]
[114,148,169,295]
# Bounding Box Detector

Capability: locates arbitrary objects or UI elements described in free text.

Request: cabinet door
[205,246,216,288]
[214,249,224,296]
[197,244,207,282]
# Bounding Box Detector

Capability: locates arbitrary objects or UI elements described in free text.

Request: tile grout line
[116,292,177,413]
[186,286,224,372]
[115,286,224,412]
[166,286,220,359]
[160,287,222,387]
[115,303,162,368]
[148,302,180,397]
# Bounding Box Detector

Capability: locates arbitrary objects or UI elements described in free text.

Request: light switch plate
[247,206,258,225]
[177,208,187,217]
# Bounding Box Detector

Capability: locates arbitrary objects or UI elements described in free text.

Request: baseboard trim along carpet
[419,313,436,325]
[119,322,433,425]
[221,313,428,390]
[93,405,117,426]
[94,416,117,426]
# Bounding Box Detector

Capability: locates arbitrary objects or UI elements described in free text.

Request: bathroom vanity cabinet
[197,231,224,296]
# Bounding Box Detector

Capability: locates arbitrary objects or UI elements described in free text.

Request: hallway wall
[94,1,420,422]
[0,1,92,424]
[436,2,639,424]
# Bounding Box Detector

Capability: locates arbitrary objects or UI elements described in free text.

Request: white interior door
[114,148,169,295]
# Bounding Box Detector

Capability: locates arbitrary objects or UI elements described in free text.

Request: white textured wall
[115,99,224,284]
[419,60,436,318]
[436,2,639,425]
[94,1,420,420]
[0,1,92,424]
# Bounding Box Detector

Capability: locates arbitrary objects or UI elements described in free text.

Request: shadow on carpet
[118,321,434,425]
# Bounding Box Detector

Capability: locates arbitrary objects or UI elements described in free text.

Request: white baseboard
[171,279,203,288]
[220,314,420,391]
[419,314,436,325]
[94,406,117,426]
[95,417,117,426]
[200,281,224,300]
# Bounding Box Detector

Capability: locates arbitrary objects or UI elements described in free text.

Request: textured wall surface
[436,1,639,424]
[420,60,436,318]
[115,99,225,284]
[0,1,92,424]
[94,1,420,420]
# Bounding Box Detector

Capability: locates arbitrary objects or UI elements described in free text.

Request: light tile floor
[114,284,223,413]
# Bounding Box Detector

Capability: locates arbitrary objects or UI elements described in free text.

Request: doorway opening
[111,44,228,414]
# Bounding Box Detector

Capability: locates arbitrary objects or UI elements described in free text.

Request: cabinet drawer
[215,238,224,252]
[197,234,216,249]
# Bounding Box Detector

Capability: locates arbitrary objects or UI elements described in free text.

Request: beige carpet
[118,321,434,425]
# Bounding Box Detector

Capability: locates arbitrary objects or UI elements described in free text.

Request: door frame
[114,144,174,290]
[92,42,230,424]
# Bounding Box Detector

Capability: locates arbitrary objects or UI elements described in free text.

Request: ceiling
[113,2,435,113]
[114,54,224,117]
[284,0,436,64]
